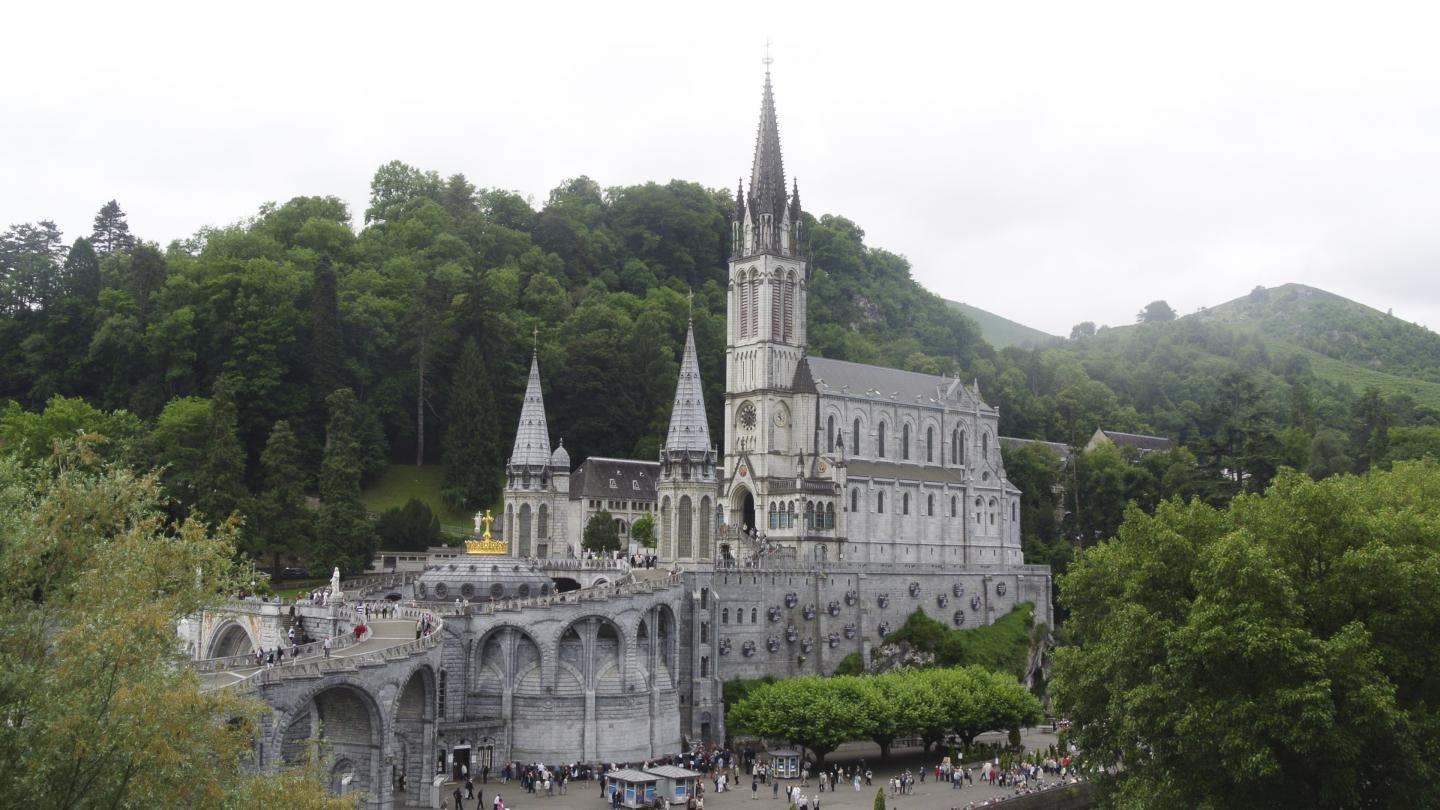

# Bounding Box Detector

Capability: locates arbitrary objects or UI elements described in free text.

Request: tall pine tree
[91,199,136,254]
[316,388,375,573]
[442,337,503,510]
[129,243,166,325]
[246,419,312,572]
[197,374,248,523]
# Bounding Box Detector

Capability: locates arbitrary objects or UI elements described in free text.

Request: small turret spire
[509,352,552,467]
[664,322,711,453]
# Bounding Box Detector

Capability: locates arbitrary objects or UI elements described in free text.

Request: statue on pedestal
[330,566,343,604]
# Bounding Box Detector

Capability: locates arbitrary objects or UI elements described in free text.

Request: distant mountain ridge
[943,299,1056,349]
[1191,283,1440,383]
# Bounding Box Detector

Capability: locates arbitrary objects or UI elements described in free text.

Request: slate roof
[797,356,985,410]
[646,766,703,779]
[569,457,660,501]
[664,323,711,453]
[1000,437,1073,464]
[606,769,659,783]
[1093,430,1174,453]
[509,353,552,467]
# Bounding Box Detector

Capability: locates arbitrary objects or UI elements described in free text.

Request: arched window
[805,501,815,530]
[950,495,958,517]
[878,492,886,514]
[878,423,887,458]
[826,416,836,453]
[850,489,858,512]
[518,504,532,557]
[989,498,997,524]
[700,496,712,559]
[826,503,835,529]
[927,494,934,516]
[722,608,729,624]
[678,496,693,557]
[1012,500,1017,521]
[538,504,549,539]
[768,502,778,530]
[975,497,984,524]
[960,430,967,465]
[787,501,796,529]
[853,418,862,455]
[902,424,911,460]
[982,433,990,460]
[751,608,758,623]
[951,429,959,464]
[902,493,910,515]
[926,427,934,463]
[661,496,672,557]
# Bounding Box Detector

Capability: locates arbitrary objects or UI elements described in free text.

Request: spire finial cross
[687,288,694,322]
[532,325,539,354]
[763,39,773,70]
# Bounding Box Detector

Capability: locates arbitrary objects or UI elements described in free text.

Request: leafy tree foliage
[0,442,348,808]
[727,667,1040,763]
[882,605,1037,678]
[1136,299,1176,323]
[583,508,621,553]
[1053,462,1440,809]
[631,512,656,549]
[375,497,442,551]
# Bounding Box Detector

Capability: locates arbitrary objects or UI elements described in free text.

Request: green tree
[1053,463,1440,809]
[197,374,248,522]
[315,389,375,573]
[90,199,136,254]
[1137,299,1177,322]
[0,442,349,808]
[128,242,167,324]
[375,497,443,551]
[442,337,502,510]
[0,396,141,465]
[583,508,621,553]
[1351,386,1391,472]
[631,512,657,549]
[147,396,212,512]
[248,419,312,573]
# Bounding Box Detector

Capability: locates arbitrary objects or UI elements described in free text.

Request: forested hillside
[4,163,1438,578]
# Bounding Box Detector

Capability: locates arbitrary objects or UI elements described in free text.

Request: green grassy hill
[944,299,1056,349]
[1195,283,1440,383]
[360,464,475,535]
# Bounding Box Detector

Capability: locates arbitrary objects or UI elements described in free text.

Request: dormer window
[609,479,617,489]
[632,480,639,490]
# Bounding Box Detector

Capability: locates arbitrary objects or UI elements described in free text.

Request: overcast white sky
[4,0,1439,336]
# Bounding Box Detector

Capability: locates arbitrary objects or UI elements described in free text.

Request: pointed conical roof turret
[664,322,711,453]
[509,351,552,467]
[748,68,787,228]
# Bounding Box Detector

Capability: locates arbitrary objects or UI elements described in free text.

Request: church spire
[509,351,552,467]
[664,321,711,453]
[748,65,787,232]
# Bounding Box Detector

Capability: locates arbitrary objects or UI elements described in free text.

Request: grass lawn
[361,464,474,534]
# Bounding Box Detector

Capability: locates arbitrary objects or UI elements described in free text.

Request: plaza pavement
[404,729,1075,810]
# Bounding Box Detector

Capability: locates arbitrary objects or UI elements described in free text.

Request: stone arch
[206,620,256,659]
[273,677,386,806]
[558,615,627,694]
[391,663,437,806]
[475,625,545,694]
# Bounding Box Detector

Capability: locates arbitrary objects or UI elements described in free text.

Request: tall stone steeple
[733,65,803,260]
[658,319,719,564]
[664,321,712,453]
[509,350,552,468]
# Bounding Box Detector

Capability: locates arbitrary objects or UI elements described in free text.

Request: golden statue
[466,509,508,554]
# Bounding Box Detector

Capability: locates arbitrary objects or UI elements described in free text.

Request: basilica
[502,67,1024,572]
[210,67,1051,810]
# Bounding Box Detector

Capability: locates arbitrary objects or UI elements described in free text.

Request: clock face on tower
[738,401,757,431]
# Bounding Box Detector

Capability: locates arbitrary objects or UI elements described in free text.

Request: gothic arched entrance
[742,492,756,536]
